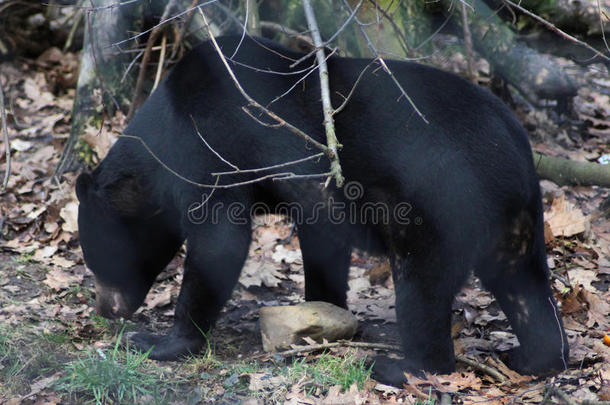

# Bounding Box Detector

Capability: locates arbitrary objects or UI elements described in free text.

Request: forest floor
[0,44,609,404]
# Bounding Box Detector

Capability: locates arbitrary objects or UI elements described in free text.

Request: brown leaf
[144,284,175,309]
[43,268,83,291]
[59,201,78,233]
[545,195,588,237]
[581,290,610,328]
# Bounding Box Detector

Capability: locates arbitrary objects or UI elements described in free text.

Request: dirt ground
[1,40,609,404]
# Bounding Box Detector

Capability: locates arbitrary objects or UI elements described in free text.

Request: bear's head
[76,171,182,319]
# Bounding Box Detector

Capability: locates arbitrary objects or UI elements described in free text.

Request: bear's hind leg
[475,211,568,375]
[372,251,468,386]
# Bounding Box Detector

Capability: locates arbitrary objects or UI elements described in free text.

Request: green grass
[288,350,372,393]
[56,331,165,405]
[0,325,65,398]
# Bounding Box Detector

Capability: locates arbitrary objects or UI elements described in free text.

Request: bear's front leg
[130,221,252,360]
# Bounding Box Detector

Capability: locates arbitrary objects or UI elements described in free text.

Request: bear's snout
[94,278,135,319]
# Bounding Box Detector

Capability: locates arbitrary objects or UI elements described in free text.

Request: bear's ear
[106,176,146,217]
[76,172,94,202]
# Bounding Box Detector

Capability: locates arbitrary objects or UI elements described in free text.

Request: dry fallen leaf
[43,268,84,291]
[545,195,589,237]
[239,259,285,288]
[60,201,79,233]
[144,284,175,309]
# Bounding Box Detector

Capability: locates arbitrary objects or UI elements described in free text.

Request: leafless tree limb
[302,0,345,187]
[127,0,180,120]
[289,0,363,70]
[190,115,239,171]
[118,134,328,189]
[333,60,375,116]
[197,8,332,157]
[503,0,610,61]
[212,152,324,176]
[340,0,429,124]
[461,2,476,81]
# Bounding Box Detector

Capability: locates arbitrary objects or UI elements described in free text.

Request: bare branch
[333,60,375,116]
[118,134,325,189]
[461,1,476,81]
[597,0,610,54]
[152,33,168,91]
[302,0,345,187]
[503,0,610,62]
[190,115,239,170]
[340,0,429,124]
[289,0,363,69]
[127,0,180,120]
[260,21,315,49]
[378,58,428,123]
[197,8,332,157]
[111,0,221,49]
[212,152,324,176]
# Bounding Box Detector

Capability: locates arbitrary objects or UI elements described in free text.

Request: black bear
[76,36,568,386]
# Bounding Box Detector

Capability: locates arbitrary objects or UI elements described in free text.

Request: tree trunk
[445,0,577,104]
[56,0,144,175]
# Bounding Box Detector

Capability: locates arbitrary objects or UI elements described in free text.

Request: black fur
[76,36,569,386]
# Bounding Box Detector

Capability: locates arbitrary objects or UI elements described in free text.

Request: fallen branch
[455,355,507,384]
[275,340,507,383]
[302,0,344,187]
[534,152,610,188]
[276,341,401,357]
[0,74,9,190]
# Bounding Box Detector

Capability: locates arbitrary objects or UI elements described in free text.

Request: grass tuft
[56,330,163,404]
[288,350,372,393]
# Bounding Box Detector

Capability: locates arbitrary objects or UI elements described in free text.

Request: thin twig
[340,0,428,124]
[302,0,344,187]
[152,33,167,91]
[366,0,410,55]
[549,296,568,371]
[260,21,315,49]
[212,152,324,176]
[119,134,328,188]
[289,0,363,69]
[597,0,610,54]
[197,8,331,157]
[503,0,610,62]
[170,0,200,63]
[127,0,179,120]
[267,50,334,108]
[111,0,220,48]
[0,74,10,190]
[461,1,476,82]
[190,115,239,170]
[378,58,428,123]
[333,60,375,116]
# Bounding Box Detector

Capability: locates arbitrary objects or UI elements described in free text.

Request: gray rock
[259,301,358,352]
